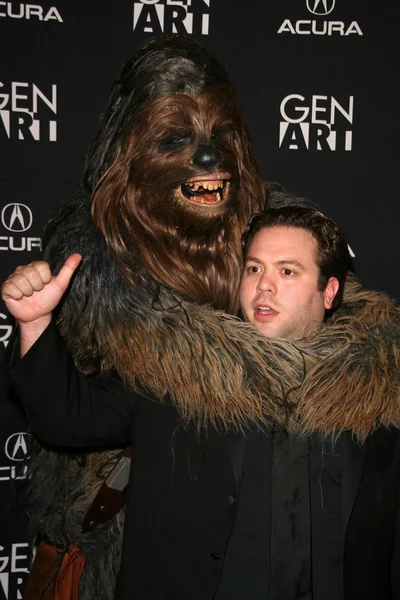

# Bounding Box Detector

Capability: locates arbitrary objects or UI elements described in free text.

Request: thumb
[55,253,82,292]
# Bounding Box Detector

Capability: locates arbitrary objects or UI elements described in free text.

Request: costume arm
[8,319,136,447]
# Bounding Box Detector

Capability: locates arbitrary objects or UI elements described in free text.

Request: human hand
[1,254,82,326]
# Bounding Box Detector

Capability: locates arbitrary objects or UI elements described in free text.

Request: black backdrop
[0,1,399,597]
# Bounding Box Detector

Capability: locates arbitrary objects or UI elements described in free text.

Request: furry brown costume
[25,36,400,600]
[27,36,267,599]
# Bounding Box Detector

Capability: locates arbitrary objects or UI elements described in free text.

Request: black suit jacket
[8,321,400,599]
[342,427,400,599]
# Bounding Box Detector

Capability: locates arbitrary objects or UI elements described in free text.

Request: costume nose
[193,144,221,167]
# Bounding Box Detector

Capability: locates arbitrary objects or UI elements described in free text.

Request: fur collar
[45,199,400,441]
[295,274,400,439]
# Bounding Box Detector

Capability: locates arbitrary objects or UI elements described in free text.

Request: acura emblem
[1,203,33,232]
[306,0,336,16]
[5,432,30,461]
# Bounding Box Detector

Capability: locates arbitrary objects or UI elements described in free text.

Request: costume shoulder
[42,195,159,373]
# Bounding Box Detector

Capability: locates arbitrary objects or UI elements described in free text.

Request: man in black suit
[2,204,400,599]
[216,204,400,600]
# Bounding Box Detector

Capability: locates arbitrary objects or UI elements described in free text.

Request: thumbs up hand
[2,254,82,325]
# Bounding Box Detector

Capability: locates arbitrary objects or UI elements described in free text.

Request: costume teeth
[187,180,224,191]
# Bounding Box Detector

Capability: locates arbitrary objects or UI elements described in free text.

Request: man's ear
[323,276,339,309]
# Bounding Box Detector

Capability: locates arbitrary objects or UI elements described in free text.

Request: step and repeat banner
[0,1,399,597]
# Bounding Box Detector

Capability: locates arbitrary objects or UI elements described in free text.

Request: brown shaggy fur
[58,270,400,443]
[295,273,400,439]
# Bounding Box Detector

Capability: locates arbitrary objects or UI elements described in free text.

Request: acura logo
[1,203,33,232]
[5,432,30,461]
[306,0,336,15]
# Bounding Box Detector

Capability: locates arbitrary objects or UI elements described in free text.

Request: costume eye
[211,125,232,144]
[160,134,190,151]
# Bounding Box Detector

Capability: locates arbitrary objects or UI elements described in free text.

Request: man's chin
[252,319,301,340]
[252,321,283,339]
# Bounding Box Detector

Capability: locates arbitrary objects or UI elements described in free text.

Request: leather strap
[81,447,132,534]
[24,541,85,600]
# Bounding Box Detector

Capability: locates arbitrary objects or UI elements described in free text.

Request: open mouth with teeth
[179,175,231,207]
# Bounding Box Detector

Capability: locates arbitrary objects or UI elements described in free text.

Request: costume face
[240,226,338,339]
[91,84,264,314]
[122,85,242,221]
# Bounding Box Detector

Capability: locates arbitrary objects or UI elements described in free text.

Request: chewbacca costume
[7,37,400,600]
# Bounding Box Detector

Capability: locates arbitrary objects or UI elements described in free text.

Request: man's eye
[282,269,295,276]
[246,266,260,274]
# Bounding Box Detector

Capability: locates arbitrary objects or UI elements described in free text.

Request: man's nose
[193,144,221,167]
[256,272,277,294]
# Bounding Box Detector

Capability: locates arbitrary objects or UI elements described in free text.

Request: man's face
[239,226,339,339]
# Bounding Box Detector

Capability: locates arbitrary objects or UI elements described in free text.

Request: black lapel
[341,431,368,538]
[225,432,246,493]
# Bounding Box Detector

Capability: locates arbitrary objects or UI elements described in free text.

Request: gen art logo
[0,202,41,252]
[0,543,30,600]
[279,94,354,152]
[278,0,362,36]
[133,0,210,36]
[0,80,57,141]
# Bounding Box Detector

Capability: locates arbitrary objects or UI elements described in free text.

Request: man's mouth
[254,304,279,321]
[179,173,231,207]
